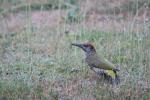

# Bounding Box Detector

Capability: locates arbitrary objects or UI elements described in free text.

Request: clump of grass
[0,81,30,100]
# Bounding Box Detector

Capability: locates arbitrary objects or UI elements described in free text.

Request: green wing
[92,53,116,70]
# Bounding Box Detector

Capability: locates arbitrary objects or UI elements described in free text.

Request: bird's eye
[83,44,87,47]
[84,44,89,47]
[90,46,94,49]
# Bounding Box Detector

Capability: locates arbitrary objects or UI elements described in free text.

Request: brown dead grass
[0,7,149,36]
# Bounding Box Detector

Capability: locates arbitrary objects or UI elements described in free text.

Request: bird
[71,43,120,84]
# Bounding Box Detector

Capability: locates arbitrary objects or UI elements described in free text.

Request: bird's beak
[71,43,85,50]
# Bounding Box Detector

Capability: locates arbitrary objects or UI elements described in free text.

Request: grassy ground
[0,0,150,100]
[0,26,150,99]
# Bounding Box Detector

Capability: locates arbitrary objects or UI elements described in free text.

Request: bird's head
[71,43,96,53]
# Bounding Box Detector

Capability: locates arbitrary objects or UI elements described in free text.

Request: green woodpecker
[72,43,120,84]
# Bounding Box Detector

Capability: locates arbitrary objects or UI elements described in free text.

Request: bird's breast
[85,55,98,68]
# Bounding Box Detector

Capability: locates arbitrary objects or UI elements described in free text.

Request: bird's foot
[91,68,106,76]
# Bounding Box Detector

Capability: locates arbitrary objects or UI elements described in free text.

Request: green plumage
[85,52,115,70]
[72,43,120,84]
[85,51,120,84]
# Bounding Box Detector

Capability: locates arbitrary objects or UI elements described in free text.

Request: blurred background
[0,0,150,99]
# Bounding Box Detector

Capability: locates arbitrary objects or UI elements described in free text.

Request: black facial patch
[83,44,95,51]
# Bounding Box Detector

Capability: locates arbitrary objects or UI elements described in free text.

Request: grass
[0,0,150,100]
[0,26,150,99]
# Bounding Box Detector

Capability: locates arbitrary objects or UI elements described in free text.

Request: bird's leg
[97,69,105,75]
[90,67,98,74]
[90,67,101,76]
[90,67,105,76]
[92,68,112,80]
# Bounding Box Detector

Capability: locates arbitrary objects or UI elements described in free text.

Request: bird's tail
[93,68,120,85]
[105,70,120,85]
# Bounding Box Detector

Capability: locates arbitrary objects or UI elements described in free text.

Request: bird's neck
[85,51,97,57]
